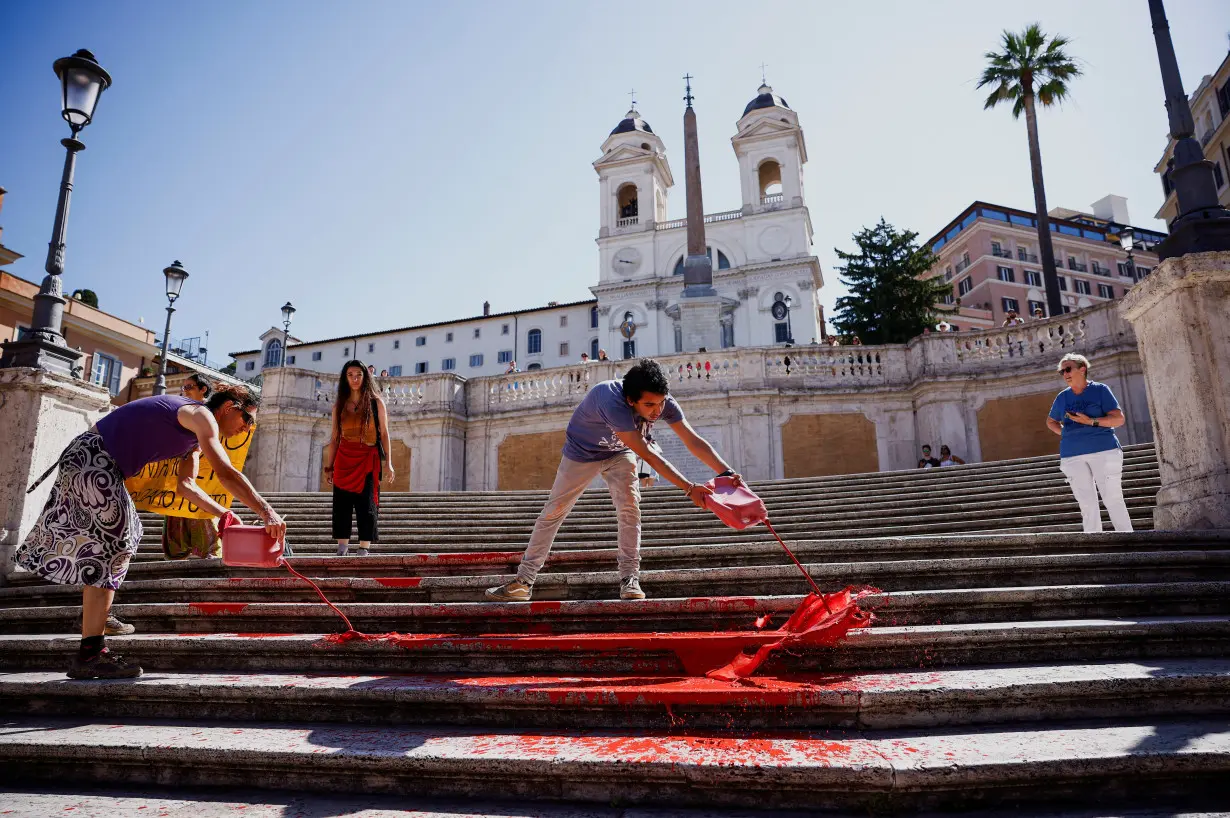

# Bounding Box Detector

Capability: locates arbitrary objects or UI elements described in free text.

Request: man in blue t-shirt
[486,358,743,602]
[1046,353,1134,533]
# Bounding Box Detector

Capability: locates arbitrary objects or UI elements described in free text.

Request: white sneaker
[486,579,532,602]
[620,576,646,600]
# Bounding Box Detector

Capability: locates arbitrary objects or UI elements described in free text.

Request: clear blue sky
[0,1,1225,359]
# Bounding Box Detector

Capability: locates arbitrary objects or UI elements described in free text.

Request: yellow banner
[125,427,255,519]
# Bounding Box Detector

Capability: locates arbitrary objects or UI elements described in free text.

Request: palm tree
[978,24,1081,320]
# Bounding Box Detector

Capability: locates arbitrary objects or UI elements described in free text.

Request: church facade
[230,85,822,380]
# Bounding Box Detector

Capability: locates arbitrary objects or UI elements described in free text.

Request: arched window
[616,184,638,221]
[526,363,542,371]
[264,339,282,367]
[758,160,783,199]
[590,305,599,329]
[527,328,542,355]
[672,247,731,275]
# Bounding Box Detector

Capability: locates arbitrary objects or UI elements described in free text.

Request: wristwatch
[717,469,735,478]
[1092,420,1100,428]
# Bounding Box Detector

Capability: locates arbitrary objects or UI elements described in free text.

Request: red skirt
[333,439,380,504]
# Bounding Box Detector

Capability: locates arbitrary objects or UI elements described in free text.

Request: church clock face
[611,247,643,275]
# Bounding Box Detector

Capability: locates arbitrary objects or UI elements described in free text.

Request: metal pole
[154,302,175,395]
[0,138,86,373]
[282,323,290,367]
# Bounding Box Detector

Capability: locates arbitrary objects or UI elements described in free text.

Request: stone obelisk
[677,74,724,352]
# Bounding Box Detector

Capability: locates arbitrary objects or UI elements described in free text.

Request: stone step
[137,463,1159,523]
[0,714,1225,812]
[110,530,1230,582]
[234,443,1160,502]
[3,583,1227,636]
[134,477,1162,535]
[134,453,1159,522]
[7,548,1224,610]
[131,507,1161,554]
[15,530,1213,590]
[4,659,1230,732]
[3,617,1228,675]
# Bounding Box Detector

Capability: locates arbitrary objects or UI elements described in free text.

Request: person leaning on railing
[1045,353,1133,534]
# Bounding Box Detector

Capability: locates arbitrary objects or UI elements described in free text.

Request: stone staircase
[3,442,1230,814]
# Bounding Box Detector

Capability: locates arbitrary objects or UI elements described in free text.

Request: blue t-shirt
[561,380,684,463]
[1048,381,1122,459]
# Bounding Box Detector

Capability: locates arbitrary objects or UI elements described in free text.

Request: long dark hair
[334,359,377,434]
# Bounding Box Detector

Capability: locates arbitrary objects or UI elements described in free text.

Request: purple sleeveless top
[95,395,201,477]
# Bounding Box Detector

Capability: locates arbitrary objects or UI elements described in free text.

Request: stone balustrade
[258,302,1135,421]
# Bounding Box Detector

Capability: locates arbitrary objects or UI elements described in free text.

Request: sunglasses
[1059,366,1080,374]
[233,402,255,427]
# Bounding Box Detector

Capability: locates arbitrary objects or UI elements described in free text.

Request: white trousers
[517,452,641,584]
[1058,447,1134,533]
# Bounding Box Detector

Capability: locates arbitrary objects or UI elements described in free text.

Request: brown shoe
[67,648,143,680]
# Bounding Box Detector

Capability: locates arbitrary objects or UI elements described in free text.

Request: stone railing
[761,193,784,206]
[257,303,1136,419]
[655,208,744,231]
[616,216,639,228]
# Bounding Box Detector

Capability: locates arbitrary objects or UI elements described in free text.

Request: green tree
[978,23,1081,319]
[831,219,951,345]
[221,361,237,375]
[71,289,99,308]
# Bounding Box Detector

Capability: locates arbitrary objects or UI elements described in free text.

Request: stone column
[1119,251,1230,529]
[0,368,112,584]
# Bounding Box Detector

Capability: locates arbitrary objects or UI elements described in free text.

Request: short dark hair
[622,358,670,401]
[206,383,259,412]
[185,373,212,398]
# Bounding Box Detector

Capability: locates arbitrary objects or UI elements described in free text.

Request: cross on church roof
[628,87,637,108]
[683,74,694,107]
[759,62,769,84]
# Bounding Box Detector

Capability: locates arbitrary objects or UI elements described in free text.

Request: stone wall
[1,369,113,584]
[498,431,567,490]
[781,413,878,477]
[977,392,1059,462]
[249,302,1152,492]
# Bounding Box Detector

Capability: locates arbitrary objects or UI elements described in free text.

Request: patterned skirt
[15,431,143,590]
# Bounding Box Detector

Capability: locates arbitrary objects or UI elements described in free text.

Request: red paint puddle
[321,586,874,679]
[529,601,562,614]
[754,613,773,629]
[372,577,423,587]
[187,603,249,615]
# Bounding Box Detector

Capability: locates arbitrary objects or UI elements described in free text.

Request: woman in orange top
[323,360,394,556]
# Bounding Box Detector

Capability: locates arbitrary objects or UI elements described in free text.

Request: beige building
[923,198,1164,330]
[1154,50,1230,225]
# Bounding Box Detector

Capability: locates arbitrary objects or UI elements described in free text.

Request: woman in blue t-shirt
[1046,353,1134,533]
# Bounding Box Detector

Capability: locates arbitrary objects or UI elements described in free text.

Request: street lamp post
[153,261,189,396]
[1119,231,1138,283]
[784,295,795,346]
[279,301,296,366]
[1147,0,1230,259]
[0,50,112,376]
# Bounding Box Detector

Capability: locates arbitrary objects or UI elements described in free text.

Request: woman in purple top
[16,384,286,680]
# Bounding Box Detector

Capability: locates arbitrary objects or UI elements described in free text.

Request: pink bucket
[702,476,768,531]
[221,524,284,568]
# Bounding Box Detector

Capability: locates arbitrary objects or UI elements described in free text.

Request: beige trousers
[516,452,641,584]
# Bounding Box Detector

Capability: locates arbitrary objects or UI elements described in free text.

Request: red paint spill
[187,603,249,614]
[754,613,773,629]
[704,589,871,681]
[373,577,424,587]
[319,586,874,679]
[529,601,563,614]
